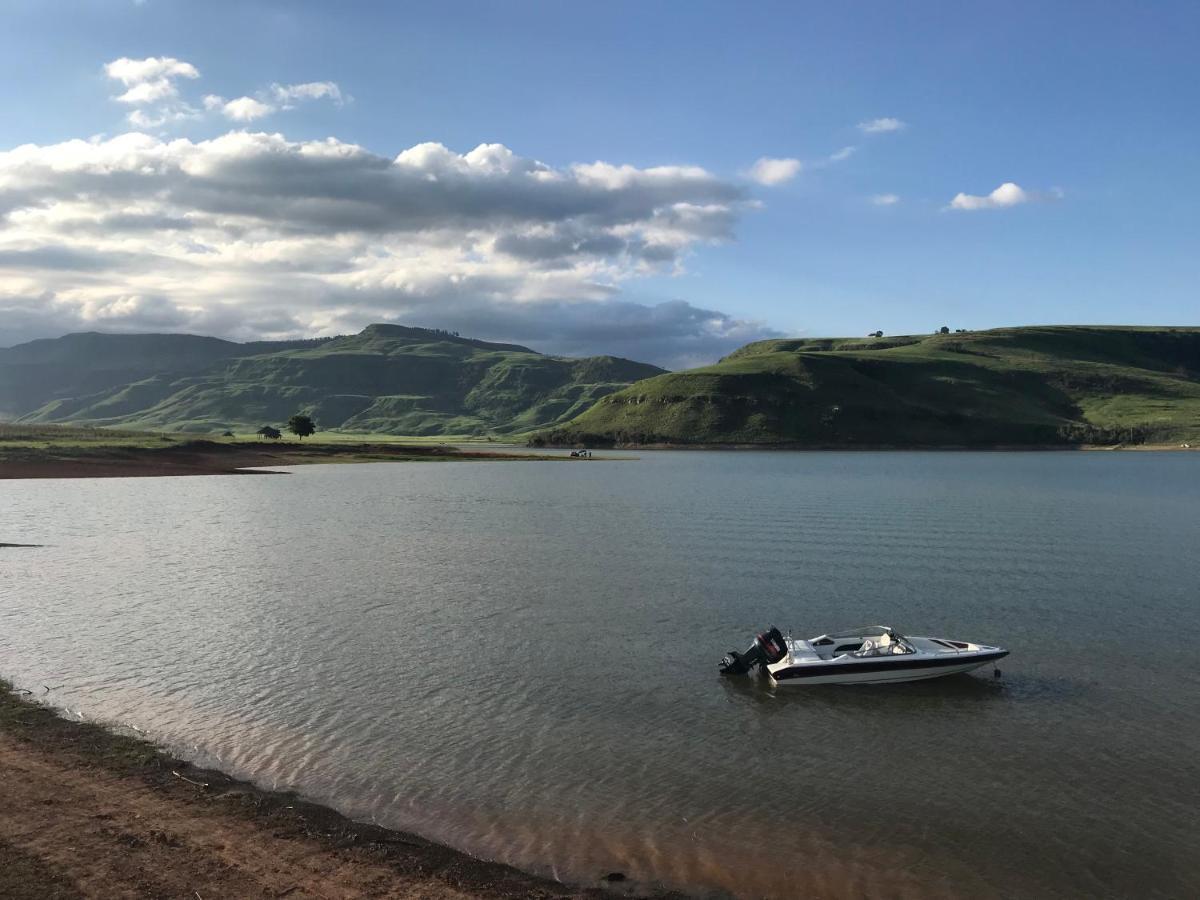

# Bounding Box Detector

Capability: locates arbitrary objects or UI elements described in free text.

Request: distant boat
[719,625,1007,685]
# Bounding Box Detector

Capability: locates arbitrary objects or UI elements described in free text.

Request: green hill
[3,325,664,436]
[0,331,333,419]
[533,326,1200,447]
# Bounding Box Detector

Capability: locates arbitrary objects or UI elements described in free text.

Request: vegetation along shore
[0,425,564,479]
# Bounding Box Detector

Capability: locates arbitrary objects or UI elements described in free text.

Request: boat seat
[855,635,899,657]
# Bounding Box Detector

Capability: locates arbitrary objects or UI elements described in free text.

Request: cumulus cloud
[0,132,773,365]
[105,56,199,101]
[871,193,900,206]
[829,145,857,162]
[857,117,906,134]
[104,57,344,128]
[204,83,346,121]
[220,96,275,122]
[104,56,201,126]
[947,181,1036,211]
[747,157,802,186]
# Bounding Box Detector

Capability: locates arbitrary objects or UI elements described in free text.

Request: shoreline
[0,439,567,480]
[532,440,1197,452]
[0,680,663,899]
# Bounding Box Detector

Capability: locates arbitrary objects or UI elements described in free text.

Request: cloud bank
[0,132,777,366]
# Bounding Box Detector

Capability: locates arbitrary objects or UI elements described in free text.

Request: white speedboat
[719,625,1007,685]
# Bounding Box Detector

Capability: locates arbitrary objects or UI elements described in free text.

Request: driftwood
[172,770,209,789]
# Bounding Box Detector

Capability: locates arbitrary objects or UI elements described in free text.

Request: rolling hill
[1,325,665,436]
[0,331,332,420]
[533,326,1200,447]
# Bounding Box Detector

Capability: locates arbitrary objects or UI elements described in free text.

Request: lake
[3,451,1199,898]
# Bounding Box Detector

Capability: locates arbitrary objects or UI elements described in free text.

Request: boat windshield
[852,631,914,657]
[817,625,893,640]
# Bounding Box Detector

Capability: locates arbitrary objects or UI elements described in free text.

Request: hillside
[534,326,1200,447]
[0,332,332,419]
[2,325,664,436]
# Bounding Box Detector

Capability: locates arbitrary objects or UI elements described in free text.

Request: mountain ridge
[1,325,665,435]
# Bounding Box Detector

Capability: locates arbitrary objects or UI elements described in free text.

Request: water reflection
[2,450,1199,898]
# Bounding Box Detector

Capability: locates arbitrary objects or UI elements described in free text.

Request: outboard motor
[719,627,788,675]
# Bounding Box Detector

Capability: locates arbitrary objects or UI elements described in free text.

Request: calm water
[3,452,1199,898]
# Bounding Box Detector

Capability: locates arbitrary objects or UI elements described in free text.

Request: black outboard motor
[719,627,788,675]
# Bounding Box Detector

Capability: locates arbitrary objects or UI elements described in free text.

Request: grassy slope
[536,326,1200,446]
[9,325,663,436]
[0,332,331,420]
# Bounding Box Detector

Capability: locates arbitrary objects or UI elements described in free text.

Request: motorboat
[719,625,1008,685]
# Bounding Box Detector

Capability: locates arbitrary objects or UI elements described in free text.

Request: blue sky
[0,0,1196,365]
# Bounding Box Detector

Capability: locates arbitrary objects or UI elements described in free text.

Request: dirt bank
[0,683,650,899]
[0,440,561,479]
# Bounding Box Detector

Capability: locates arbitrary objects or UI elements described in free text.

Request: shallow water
[3,451,1199,898]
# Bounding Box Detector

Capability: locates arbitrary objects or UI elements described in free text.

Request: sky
[0,0,1197,367]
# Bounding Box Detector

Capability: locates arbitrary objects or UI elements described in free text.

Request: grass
[0,423,559,475]
[535,326,1200,447]
[0,423,178,453]
[0,423,523,455]
[0,679,162,774]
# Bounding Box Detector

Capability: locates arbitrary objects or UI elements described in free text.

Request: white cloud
[220,96,275,122]
[0,132,772,365]
[829,145,857,162]
[104,56,199,91]
[103,58,345,130]
[871,193,900,206]
[204,84,347,121]
[857,117,906,134]
[270,81,344,107]
[104,56,201,126]
[947,181,1029,211]
[747,157,802,186]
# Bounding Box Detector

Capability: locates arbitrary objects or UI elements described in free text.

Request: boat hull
[769,650,1007,686]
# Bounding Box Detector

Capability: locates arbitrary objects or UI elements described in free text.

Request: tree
[287,414,316,440]
[256,425,282,440]
[939,326,950,334]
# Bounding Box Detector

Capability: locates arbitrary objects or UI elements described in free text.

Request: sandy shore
[0,683,648,899]
[0,440,561,479]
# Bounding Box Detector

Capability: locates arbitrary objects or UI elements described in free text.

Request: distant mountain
[535,326,1200,446]
[2,324,665,436]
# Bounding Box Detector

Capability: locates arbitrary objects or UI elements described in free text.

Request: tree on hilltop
[287,414,316,440]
